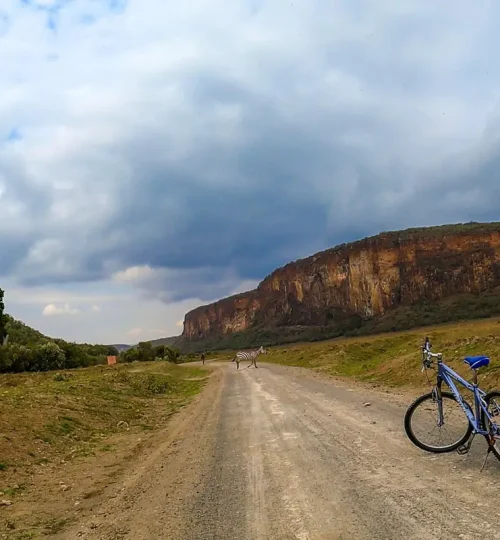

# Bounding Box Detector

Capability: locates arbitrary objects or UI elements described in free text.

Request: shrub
[31,342,66,372]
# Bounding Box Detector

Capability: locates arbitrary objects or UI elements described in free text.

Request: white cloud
[112,265,155,284]
[127,327,142,339]
[42,302,81,316]
[126,326,166,342]
[111,264,259,304]
[3,275,204,344]
[6,283,124,306]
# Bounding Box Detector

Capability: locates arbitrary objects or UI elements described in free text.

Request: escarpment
[182,223,500,341]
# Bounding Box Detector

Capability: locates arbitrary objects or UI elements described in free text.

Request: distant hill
[108,337,184,353]
[110,343,133,352]
[147,335,184,348]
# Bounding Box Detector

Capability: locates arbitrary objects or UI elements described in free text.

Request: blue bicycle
[404,337,500,465]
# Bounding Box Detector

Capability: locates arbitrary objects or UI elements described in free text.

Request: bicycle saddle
[464,356,490,369]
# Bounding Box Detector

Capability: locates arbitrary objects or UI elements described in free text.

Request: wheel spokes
[411,396,470,449]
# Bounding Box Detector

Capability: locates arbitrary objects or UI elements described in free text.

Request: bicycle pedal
[456,445,470,455]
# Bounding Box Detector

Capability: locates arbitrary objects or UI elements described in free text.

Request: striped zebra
[231,346,267,369]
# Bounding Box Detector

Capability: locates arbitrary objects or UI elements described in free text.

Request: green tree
[32,342,65,372]
[121,348,140,363]
[137,341,154,362]
[154,345,167,359]
[0,344,33,373]
[164,347,181,363]
[55,340,88,369]
[0,291,123,373]
[0,288,6,346]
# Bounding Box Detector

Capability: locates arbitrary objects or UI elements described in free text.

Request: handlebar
[423,350,442,359]
[421,337,442,371]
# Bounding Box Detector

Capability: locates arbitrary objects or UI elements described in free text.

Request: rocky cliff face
[182,223,500,341]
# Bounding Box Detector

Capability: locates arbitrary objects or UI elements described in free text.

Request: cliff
[182,222,500,342]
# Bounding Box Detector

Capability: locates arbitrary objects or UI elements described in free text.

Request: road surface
[57,362,500,540]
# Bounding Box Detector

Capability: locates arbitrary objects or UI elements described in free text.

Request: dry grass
[264,318,500,389]
[211,317,500,390]
[0,361,208,504]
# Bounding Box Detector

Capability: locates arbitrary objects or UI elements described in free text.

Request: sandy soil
[14,362,500,539]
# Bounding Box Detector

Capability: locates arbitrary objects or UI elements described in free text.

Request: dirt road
[56,362,500,540]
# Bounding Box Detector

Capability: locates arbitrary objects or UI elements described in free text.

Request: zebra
[231,346,267,369]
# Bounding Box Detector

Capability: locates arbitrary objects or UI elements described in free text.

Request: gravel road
[58,362,500,540]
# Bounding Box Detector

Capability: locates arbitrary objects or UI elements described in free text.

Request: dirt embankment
[0,361,208,539]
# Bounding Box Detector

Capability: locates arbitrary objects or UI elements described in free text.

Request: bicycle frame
[436,361,495,436]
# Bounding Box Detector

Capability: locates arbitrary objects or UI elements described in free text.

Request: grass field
[268,318,500,388]
[0,360,208,523]
[212,317,500,390]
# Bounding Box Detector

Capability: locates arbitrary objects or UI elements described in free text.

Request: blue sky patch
[6,128,22,142]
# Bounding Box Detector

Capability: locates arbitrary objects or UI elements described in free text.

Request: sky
[1,0,500,344]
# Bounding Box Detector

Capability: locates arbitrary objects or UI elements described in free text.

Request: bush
[120,344,181,364]
[31,342,66,372]
[0,344,33,373]
[145,374,169,395]
[164,347,180,363]
[53,372,71,382]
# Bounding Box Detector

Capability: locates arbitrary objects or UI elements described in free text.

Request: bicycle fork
[432,386,478,459]
[432,387,445,427]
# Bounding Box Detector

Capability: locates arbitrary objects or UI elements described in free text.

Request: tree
[154,345,167,359]
[0,293,118,373]
[0,288,6,346]
[121,348,141,363]
[137,341,154,362]
[164,347,181,363]
[0,344,33,373]
[32,342,65,372]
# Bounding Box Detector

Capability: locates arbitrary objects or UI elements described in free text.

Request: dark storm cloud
[2,0,500,305]
[0,157,52,274]
[97,78,337,278]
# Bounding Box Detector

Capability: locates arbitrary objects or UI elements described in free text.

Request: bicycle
[404,337,500,469]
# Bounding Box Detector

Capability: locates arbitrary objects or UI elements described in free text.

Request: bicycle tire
[404,391,473,453]
[481,390,500,462]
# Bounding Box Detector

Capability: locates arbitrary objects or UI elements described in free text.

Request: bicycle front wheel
[404,391,472,453]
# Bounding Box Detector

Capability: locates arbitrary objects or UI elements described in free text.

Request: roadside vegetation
[0,360,208,537]
[119,340,182,363]
[261,317,500,390]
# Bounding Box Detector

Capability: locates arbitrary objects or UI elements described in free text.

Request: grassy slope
[0,361,207,511]
[261,317,500,390]
[4,315,48,347]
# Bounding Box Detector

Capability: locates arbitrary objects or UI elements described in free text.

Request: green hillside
[0,312,118,374]
[5,314,53,346]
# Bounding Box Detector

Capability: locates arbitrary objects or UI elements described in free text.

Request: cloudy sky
[1,0,499,344]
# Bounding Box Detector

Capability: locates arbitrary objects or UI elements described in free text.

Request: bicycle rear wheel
[404,391,472,453]
[481,390,500,462]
